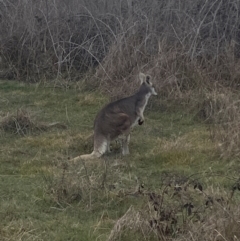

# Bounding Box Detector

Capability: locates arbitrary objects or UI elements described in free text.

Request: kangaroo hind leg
[73,135,108,161]
[122,134,130,156]
[114,113,131,156]
[92,134,108,158]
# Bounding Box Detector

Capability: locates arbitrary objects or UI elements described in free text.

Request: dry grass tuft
[195,88,240,158]
[211,100,240,158]
[48,162,84,205]
[107,206,148,241]
[0,109,67,135]
[48,159,109,207]
[1,109,37,135]
[196,87,234,123]
[190,86,240,159]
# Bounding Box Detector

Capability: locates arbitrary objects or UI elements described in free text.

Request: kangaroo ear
[139,72,146,85]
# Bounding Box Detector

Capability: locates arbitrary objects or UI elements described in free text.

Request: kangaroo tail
[70,151,101,162]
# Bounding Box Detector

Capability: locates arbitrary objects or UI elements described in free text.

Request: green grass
[0,80,240,240]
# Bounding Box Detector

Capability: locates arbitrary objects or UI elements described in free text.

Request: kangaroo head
[139,72,157,96]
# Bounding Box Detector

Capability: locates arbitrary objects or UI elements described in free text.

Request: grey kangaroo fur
[71,72,157,161]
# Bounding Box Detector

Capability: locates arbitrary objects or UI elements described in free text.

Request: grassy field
[0,80,240,241]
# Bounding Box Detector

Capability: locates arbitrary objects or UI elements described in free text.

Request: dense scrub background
[1,0,240,87]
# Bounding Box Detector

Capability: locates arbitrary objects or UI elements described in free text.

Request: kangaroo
[72,72,157,161]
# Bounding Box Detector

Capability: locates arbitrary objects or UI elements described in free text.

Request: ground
[0,80,239,241]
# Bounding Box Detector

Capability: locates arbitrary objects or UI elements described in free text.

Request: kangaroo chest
[138,92,151,116]
[131,93,151,127]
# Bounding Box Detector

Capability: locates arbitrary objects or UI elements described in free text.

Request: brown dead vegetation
[48,162,240,241]
[0,109,67,135]
[106,178,240,241]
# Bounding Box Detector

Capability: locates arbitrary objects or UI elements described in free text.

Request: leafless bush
[93,0,240,95]
[106,174,240,241]
[1,0,240,86]
[94,33,153,98]
[0,0,120,81]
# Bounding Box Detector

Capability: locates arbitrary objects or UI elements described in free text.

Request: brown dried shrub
[0,109,67,135]
[106,174,240,241]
